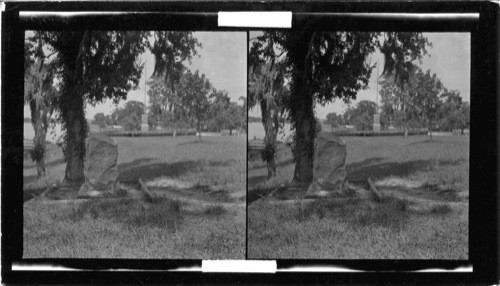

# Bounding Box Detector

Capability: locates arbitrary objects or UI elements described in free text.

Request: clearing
[24,135,246,259]
[248,135,468,259]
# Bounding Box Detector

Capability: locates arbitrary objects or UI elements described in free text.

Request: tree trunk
[63,93,87,183]
[34,112,48,177]
[261,100,277,178]
[289,30,316,183]
[293,101,315,183]
[58,31,89,184]
[30,99,49,178]
[29,66,52,178]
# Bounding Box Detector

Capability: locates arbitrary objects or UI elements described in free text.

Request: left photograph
[23,31,247,259]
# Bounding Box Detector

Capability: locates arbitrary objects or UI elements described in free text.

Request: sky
[24,31,247,120]
[24,32,470,121]
[250,32,471,119]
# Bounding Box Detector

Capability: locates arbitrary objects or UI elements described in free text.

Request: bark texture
[288,29,316,183]
[261,98,279,178]
[59,32,89,184]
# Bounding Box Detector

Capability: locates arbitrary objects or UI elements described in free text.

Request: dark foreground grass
[248,135,469,259]
[24,196,245,258]
[248,196,467,259]
[24,135,245,258]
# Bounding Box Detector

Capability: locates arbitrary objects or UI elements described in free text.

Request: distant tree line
[93,73,246,138]
[248,116,262,123]
[325,66,470,139]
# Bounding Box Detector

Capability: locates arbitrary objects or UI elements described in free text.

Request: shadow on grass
[24,186,47,202]
[207,160,235,167]
[408,139,444,146]
[118,158,203,182]
[177,140,214,147]
[296,196,413,230]
[23,174,39,185]
[247,175,268,189]
[248,157,295,171]
[248,184,275,205]
[68,197,185,232]
[24,157,65,169]
[118,158,232,182]
[346,157,464,181]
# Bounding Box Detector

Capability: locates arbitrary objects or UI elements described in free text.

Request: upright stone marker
[373,113,381,132]
[141,114,149,132]
[306,132,349,197]
[78,133,119,197]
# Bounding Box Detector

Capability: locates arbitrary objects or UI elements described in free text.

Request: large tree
[217,102,243,135]
[249,34,290,178]
[147,76,169,130]
[439,90,470,134]
[34,31,147,183]
[24,33,59,177]
[250,31,430,182]
[406,68,444,140]
[149,32,201,136]
[147,73,187,133]
[33,31,199,183]
[379,73,423,134]
[207,89,231,132]
[179,70,213,142]
[380,66,446,140]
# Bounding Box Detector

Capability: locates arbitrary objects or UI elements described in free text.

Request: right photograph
[247,31,469,259]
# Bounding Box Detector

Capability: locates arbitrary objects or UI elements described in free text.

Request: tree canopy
[179,70,213,141]
[250,31,431,182]
[378,65,467,139]
[26,31,200,182]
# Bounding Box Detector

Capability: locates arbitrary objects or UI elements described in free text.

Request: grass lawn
[248,135,469,259]
[24,135,245,259]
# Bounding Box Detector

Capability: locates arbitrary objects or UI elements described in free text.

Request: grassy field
[24,135,245,259]
[248,135,469,259]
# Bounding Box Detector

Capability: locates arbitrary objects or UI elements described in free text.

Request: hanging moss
[30,144,45,162]
[260,143,276,163]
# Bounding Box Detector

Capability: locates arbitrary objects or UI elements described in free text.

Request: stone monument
[141,114,149,132]
[78,133,119,197]
[373,113,381,132]
[306,132,349,197]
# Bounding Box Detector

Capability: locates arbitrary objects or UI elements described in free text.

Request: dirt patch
[375,177,425,189]
[251,177,464,206]
[374,177,462,202]
[249,182,363,205]
[269,183,309,200]
[149,185,236,204]
[146,177,195,189]
[376,186,461,203]
[144,177,243,204]
[33,182,143,202]
[27,176,243,206]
